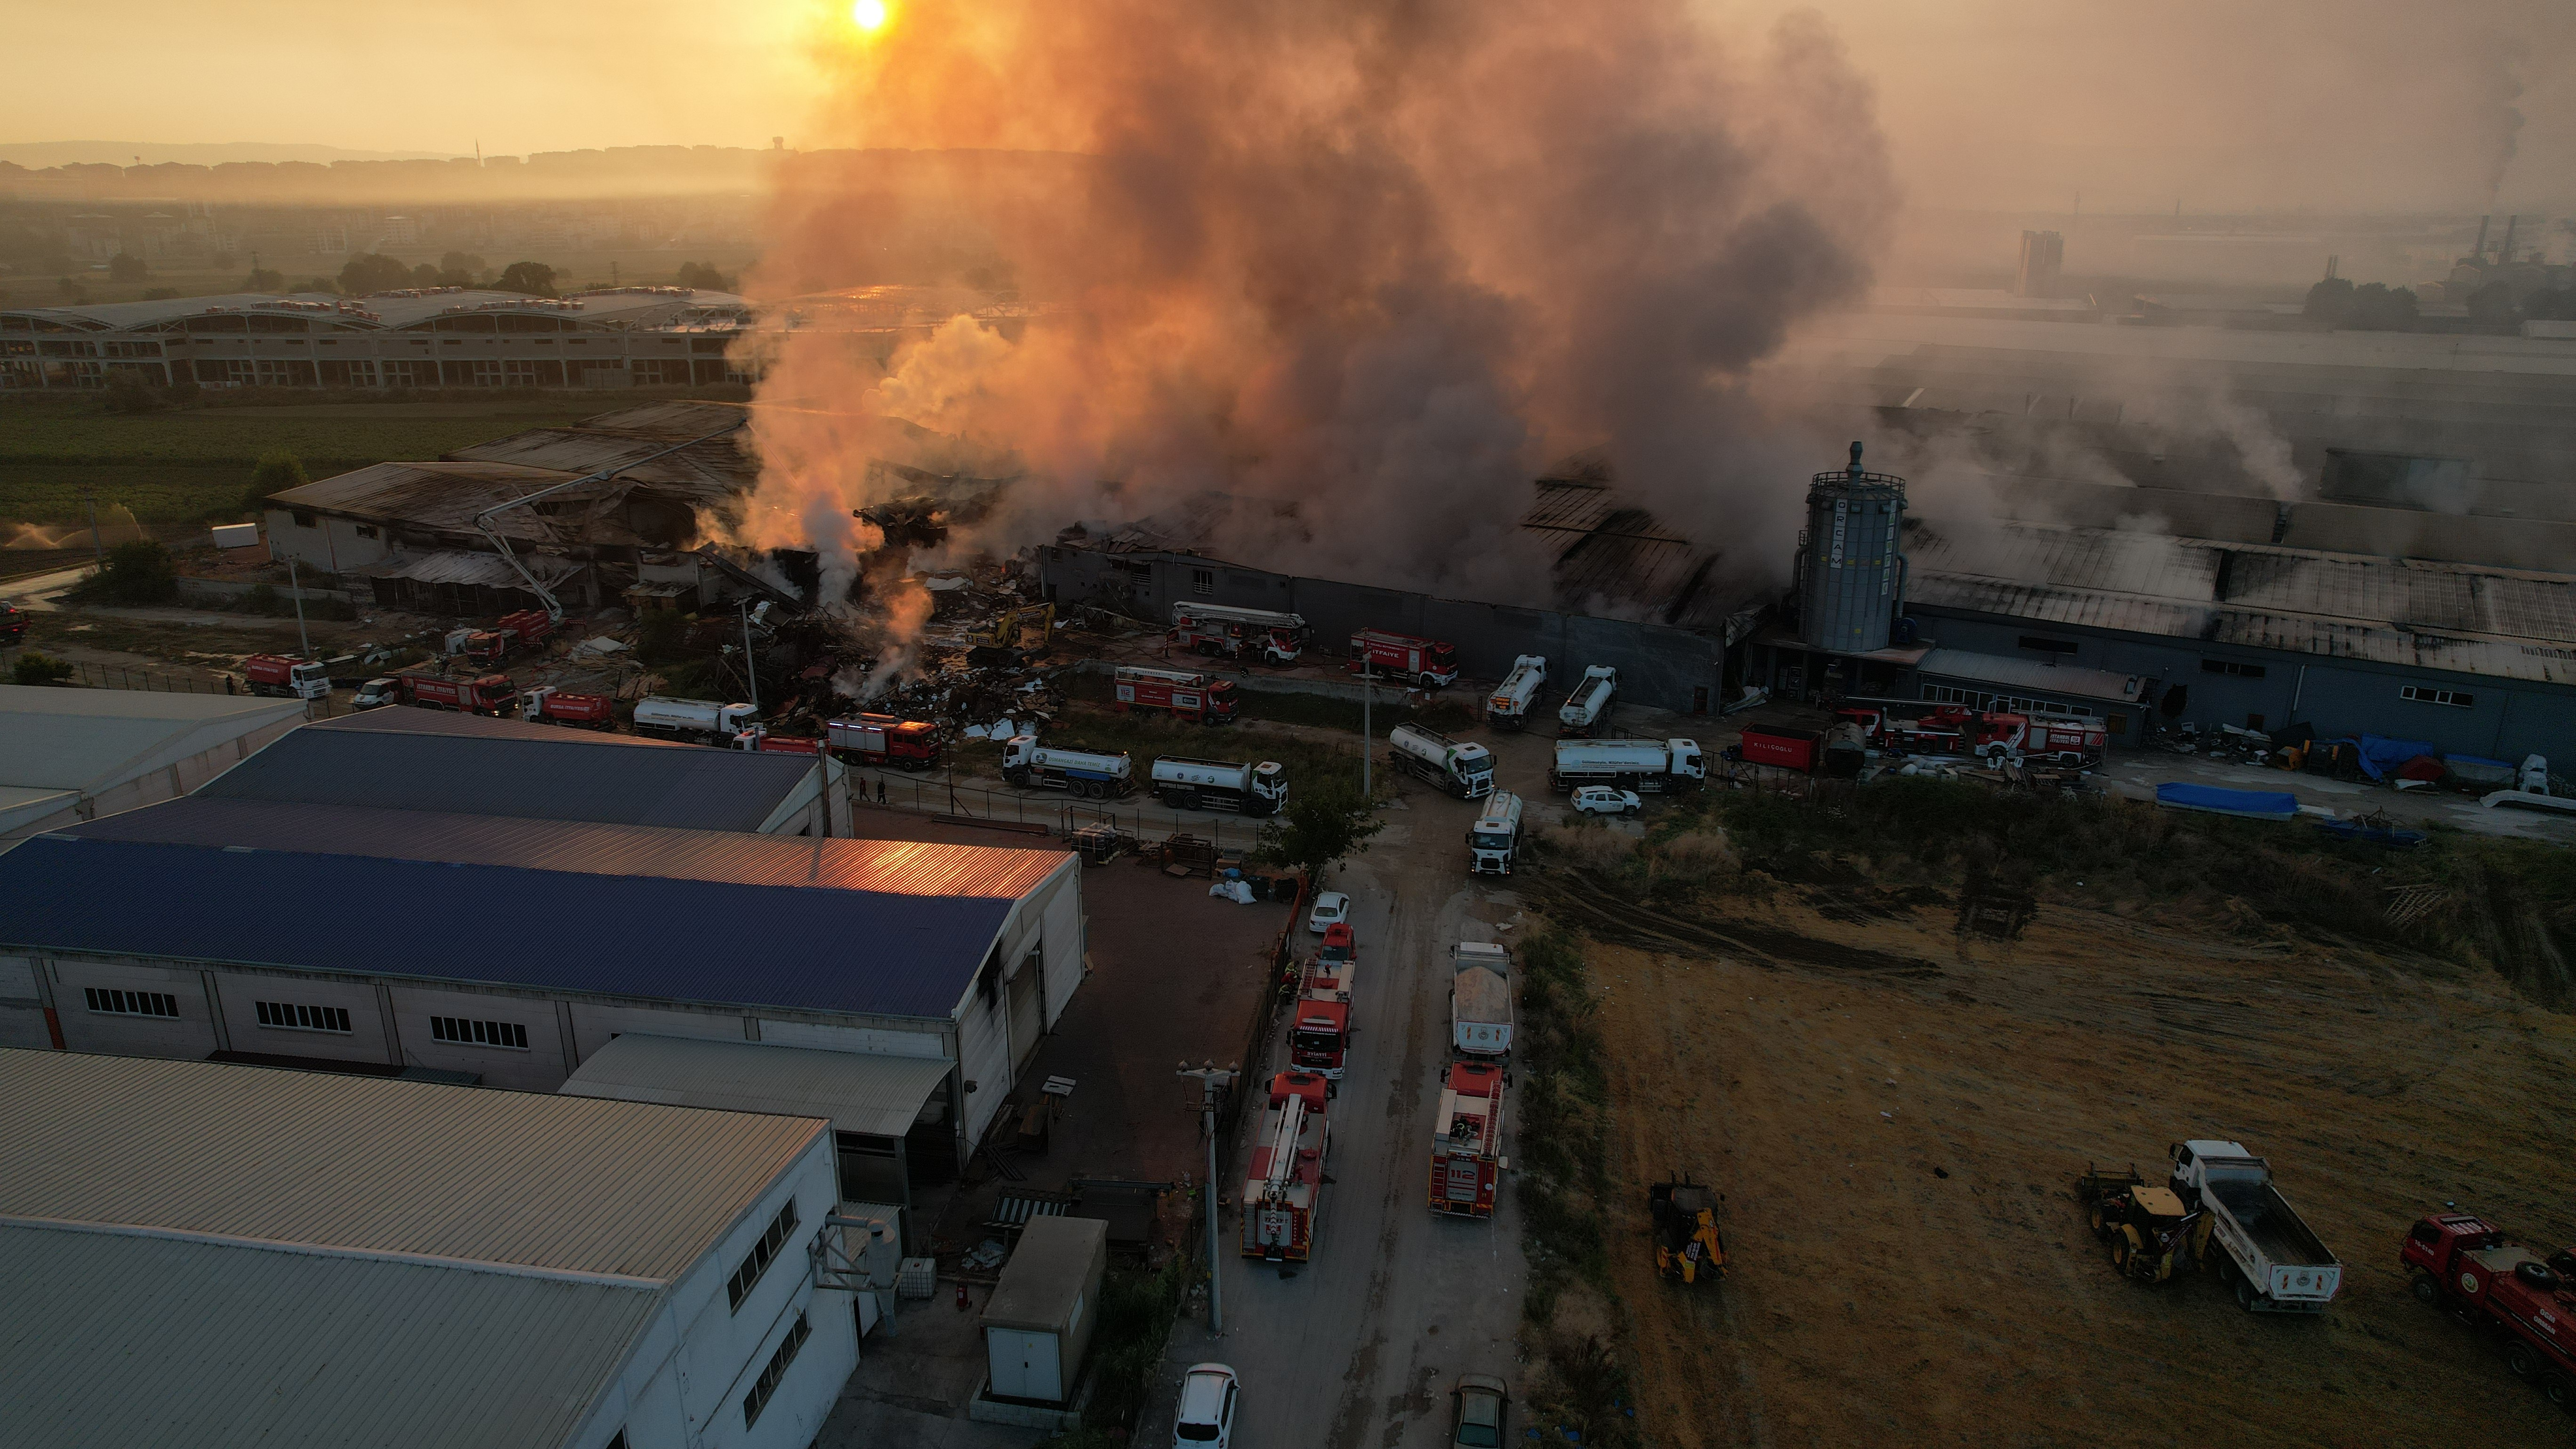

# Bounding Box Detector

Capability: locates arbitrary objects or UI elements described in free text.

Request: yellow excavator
[1650,1176,1727,1284]
[2078,1162,2205,1284]
[964,602,1055,658]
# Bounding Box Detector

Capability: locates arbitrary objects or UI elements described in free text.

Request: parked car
[351,676,401,710]
[0,601,24,646]
[1173,1362,1239,1447]
[1308,890,1351,934]
[1449,1374,1509,1448]
[1570,785,1643,817]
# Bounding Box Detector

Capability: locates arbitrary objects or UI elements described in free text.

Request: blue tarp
[2155,782,2301,820]
[2348,734,2439,782]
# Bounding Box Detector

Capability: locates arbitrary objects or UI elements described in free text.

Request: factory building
[0,798,1083,1196]
[207,708,850,837]
[0,1049,853,1449]
[0,684,308,839]
[1,286,749,391]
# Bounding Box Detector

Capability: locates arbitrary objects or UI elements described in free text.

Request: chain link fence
[842,767,1273,853]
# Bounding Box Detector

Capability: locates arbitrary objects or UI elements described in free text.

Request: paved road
[1140,798,1531,1449]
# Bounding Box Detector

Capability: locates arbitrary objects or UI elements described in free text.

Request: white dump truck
[1151,756,1287,815]
[1450,942,1513,1056]
[1388,723,1496,799]
[1556,665,1618,736]
[1551,738,1704,794]
[1466,791,1524,875]
[1485,655,1548,731]
[1000,737,1134,799]
[2169,1140,2343,1313]
[632,696,757,745]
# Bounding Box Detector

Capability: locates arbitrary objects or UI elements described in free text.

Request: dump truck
[242,654,331,700]
[1465,791,1523,876]
[1170,602,1307,664]
[399,670,515,715]
[1000,737,1133,799]
[1649,1177,1726,1284]
[1290,928,1356,1079]
[2170,1139,2342,1313]
[632,695,757,745]
[1449,942,1513,1057]
[1556,665,1617,736]
[1551,738,1704,793]
[1486,655,1547,731]
[463,610,555,667]
[1428,1060,1506,1219]
[1388,723,1496,799]
[2077,1163,2203,1284]
[1350,628,1458,687]
[2401,1210,2576,1412]
[827,713,940,770]
[1114,665,1239,724]
[1243,1071,1332,1262]
[519,686,615,729]
[1151,756,1286,815]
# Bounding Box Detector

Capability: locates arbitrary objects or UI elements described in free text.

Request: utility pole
[1176,1061,1239,1333]
[1359,655,1374,799]
[79,484,105,568]
[737,598,765,713]
[286,556,311,660]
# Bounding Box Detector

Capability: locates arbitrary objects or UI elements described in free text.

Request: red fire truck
[1835,703,2108,767]
[1349,629,1458,688]
[1290,924,1357,1079]
[1242,1071,1331,1262]
[827,714,941,770]
[1428,1060,1506,1219]
[734,728,826,755]
[1113,665,1239,724]
[2402,1211,2576,1410]
[1169,603,1308,665]
[519,686,615,729]
[463,610,555,667]
[400,671,515,715]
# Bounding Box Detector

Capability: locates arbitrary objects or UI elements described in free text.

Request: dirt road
[1585,884,2576,1449]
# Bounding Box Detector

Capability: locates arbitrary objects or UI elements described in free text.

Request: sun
[850,0,889,32]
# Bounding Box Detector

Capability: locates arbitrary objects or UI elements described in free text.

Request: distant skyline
[0,141,451,168]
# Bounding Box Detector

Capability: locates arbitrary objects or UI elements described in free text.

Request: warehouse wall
[1041,547,1728,714]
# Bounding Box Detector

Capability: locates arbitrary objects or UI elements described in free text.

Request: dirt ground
[1575,885,2576,1449]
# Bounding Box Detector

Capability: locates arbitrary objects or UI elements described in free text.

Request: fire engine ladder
[1259,1090,1307,1203]
[471,416,747,624]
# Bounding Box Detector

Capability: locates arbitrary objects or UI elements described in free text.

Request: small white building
[0,1048,856,1449]
[0,684,307,839]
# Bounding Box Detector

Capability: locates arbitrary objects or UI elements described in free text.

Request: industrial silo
[1796,442,1907,654]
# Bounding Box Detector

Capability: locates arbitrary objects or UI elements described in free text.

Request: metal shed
[981,1215,1108,1406]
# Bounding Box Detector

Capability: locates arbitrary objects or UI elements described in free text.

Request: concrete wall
[1040,547,1729,715]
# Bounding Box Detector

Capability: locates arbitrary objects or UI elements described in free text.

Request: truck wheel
[2235,1278,2257,1312]
[2409,1272,2439,1306]
[2507,1341,2540,1380]
[2543,1370,2573,1413]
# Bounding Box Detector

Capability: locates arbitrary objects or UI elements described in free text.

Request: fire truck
[1290,924,1357,1079]
[1242,1071,1331,1262]
[1169,603,1308,665]
[2402,1210,2576,1411]
[1835,702,2108,767]
[399,671,515,715]
[241,654,331,700]
[1428,1060,1505,1219]
[1349,628,1458,687]
[733,727,826,755]
[827,714,941,770]
[519,686,615,729]
[462,610,555,667]
[1113,665,1239,723]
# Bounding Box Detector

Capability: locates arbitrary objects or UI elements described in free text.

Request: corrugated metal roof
[0,684,306,792]
[0,1049,820,1280]
[266,460,634,543]
[309,707,692,746]
[203,725,816,831]
[13,801,1070,1018]
[0,1220,660,1449]
[1914,647,2147,702]
[560,1035,952,1138]
[358,548,582,589]
[446,428,752,504]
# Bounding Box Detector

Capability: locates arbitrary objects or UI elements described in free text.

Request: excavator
[1650,1176,1726,1284]
[2078,1162,2205,1284]
[962,602,1055,661]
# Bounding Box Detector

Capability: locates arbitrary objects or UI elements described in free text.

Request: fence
[842,768,1272,853]
[60,660,238,696]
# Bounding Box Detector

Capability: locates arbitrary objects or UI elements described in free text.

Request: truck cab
[2403,1213,2576,1407]
[1466,791,1523,875]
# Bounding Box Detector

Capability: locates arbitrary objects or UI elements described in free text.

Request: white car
[1173,1362,1239,1447]
[1307,890,1350,934]
[1570,786,1643,817]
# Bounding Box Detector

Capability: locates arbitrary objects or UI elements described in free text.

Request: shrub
[86,539,180,604]
[13,652,75,686]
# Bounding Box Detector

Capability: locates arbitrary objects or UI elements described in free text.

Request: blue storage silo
[1796,442,1907,654]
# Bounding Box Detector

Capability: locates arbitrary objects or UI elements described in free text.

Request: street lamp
[1176,1060,1238,1333]
[1359,652,1374,799]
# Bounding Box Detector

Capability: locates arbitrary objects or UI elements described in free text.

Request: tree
[439,250,488,277]
[242,450,309,518]
[2525,288,2576,323]
[103,372,165,414]
[1254,781,1385,877]
[2466,281,2520,327]
[337,252,411,295]
[2347,282,2419,331]
[107,252,146,282]
[244,266,284,291]
[90,539,179,604]
[2301,276,2353,326]
[494,261,557,297]
[292,277,340,296]
[676,261,733,290]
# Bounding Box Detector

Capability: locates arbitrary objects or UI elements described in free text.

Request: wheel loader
[2077,1162,2205,1284]
[1650,1176,1726,1284]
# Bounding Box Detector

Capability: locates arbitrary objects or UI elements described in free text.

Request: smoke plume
[738,0,1896,612]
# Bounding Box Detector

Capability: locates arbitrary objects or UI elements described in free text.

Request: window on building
[2399,685,2475,708]
[726,1199,802,1312]
[290,510,316,529]
[428,1016,528,1050]
[256,1000,352,1034]
[354,525,378,539]
[85,987,179,1018]
[741,1312,812,1428]
[2201,659,2267,678]
[2016,636,2079,656]
[1191,567,1214,596]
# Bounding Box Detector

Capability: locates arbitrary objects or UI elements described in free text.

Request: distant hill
[0,141,452,167]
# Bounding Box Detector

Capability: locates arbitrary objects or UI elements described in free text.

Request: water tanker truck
[632,696,757,745]
[1556,665,1618,736]
[1485,655,1548,731]
[1466,792,1523,875]
[1151,756,1287,814]
[1551,738,1705,793]
[1388,723,1496,799]
[1001,737,1134,799]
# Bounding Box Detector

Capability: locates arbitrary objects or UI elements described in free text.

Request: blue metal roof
[207,718,814,833]
[6,803,1074,1020]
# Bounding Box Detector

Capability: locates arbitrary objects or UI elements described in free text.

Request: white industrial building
[0,1049,854,1449]
[0,684,307,838]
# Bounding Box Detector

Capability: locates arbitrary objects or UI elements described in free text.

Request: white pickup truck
[2169,1139,2342,1313]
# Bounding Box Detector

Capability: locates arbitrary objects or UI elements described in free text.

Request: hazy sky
[5,0,2570,213]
